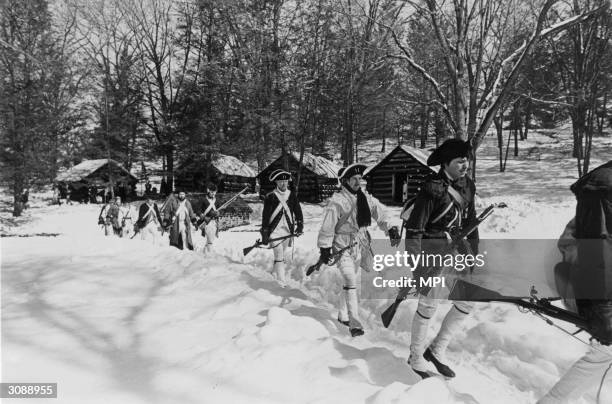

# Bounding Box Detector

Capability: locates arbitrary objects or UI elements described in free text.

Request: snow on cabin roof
[290,152,340,179]
[364,145,434,176]
[399,145,432,168]
[212,154,256,177]
[56,159,136,183]
[130,160,165,178]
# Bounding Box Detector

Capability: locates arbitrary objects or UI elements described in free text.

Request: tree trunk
[381,108,386,152]
[166,147,174,192]
[344,94,355,165]
[12,174,24,217]
[512,103,520,156]
[494,112,503,172]
[397,124,401,145]
[523,100,531,139]
[420,105,429,148]
[514,128,519,157]
[503,125,512,172]
[454,56,468,140]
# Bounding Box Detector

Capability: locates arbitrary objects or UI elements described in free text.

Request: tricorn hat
[338,163,368,179]
[427,139,472,166]
[269,169,291,182]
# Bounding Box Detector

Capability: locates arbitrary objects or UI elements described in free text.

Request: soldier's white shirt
[270,189,292,239]
[317,187,392,251]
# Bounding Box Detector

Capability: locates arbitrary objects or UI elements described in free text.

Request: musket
[242,233,301,256]
[197,186,250,229]
[305,242,358,276]
[380,202,507,328]
[449,280,589,330]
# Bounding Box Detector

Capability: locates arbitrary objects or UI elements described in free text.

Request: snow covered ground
[1,129,611,403]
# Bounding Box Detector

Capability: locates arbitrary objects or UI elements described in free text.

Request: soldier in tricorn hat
[404,138,479,379]
[318,163,401,337]
[260,169,304,286]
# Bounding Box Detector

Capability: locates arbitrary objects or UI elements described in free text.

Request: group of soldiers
[255,138,612,402]
[94,139,610,402]
[257,140,473,369]
[97,185,220,252]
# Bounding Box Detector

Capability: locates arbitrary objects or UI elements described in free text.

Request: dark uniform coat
[136,202,163,229]
[405,169,478,256]
[261,190,303,239]
[163,197,196,250]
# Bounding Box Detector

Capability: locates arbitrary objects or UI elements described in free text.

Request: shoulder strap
[335,193,357,232]
[447,185,466,208]
[203,198,216,216]
[430,185,464,226]
[270,192,293,225]
[141,204,153,220]
[277,195,293,225]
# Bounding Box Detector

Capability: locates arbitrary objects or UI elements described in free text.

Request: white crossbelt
[203,198,217,216]
[270,194,293,226]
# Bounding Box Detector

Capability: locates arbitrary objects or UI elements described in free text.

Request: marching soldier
[404,139,479,379]
[163,191,197,250]
[135,197,163,243]
[318,164,401,337]
[199,183,220,254]
[99,196,124,237]
[260,170,303,287]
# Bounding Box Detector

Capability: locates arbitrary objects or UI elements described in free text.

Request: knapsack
[567,160,612,344]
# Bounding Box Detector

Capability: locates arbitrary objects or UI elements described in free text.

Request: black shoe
[350,328,364,337]
[337,317,350,327]
[412,368,432,379]
[424,348,455,378]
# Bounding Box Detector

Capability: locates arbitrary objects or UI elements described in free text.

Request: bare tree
[384,0,611,153]
[120,0,202,191]
[545,1,611,175]
[71,0,144,174]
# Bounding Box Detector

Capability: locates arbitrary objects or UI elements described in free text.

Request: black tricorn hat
[269,169,291,182]
[427,139,473,166]
[338,163,368,179]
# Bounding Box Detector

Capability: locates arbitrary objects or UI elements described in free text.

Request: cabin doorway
[392,172,408,205]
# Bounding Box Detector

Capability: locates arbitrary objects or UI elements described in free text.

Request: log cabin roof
[258,152,341,180]
[290,152,340,178]
[56,159,137,183]
[178,154,256,178]
[365,145,434,176]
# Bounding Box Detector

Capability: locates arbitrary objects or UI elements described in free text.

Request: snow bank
[3,128,611,403]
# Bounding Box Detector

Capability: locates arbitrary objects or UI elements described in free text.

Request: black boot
[412,368,432,379]
[337,317,350,327]
[350,328,364,337]
[424,348,455,378]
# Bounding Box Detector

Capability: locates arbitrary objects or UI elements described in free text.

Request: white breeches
[140,221,160,243]
[336,252,363,329]
[203,220,217,253]
[272,239,291,284]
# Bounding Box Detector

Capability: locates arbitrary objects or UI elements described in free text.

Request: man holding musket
[260,169,303,286]
[136,197,163,243]
[199,183,220,254]
[404,139,479,379]
[318,163,401,337]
